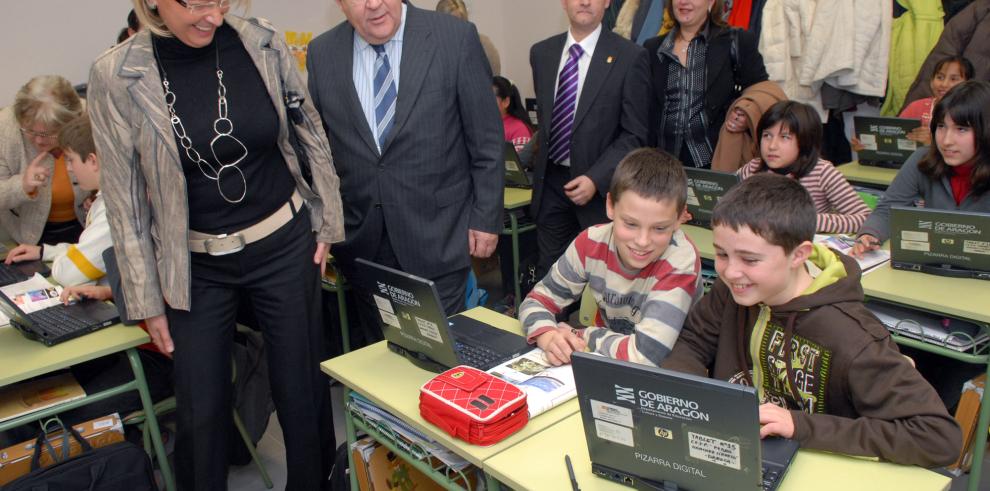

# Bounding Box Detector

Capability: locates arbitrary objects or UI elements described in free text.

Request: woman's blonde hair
[435,0,468,20]
[13,75,83,131]
[132,0,249,38]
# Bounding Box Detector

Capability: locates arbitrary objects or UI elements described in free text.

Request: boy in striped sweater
[520,148,702,366]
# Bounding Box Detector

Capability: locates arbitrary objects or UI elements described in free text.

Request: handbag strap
[31,419,94,471]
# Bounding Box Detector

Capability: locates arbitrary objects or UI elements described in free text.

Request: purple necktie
[548,44,584,164]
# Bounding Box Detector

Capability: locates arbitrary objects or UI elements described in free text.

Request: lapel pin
[607,56,614,64]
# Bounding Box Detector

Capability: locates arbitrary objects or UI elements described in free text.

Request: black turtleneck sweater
[153,23,295,235]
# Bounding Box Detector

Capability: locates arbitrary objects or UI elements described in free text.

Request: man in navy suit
[307,0,503,346]
[530,0,651,280]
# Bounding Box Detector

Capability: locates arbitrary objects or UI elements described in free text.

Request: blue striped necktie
[548,44,584,164]
[372,44,397,149]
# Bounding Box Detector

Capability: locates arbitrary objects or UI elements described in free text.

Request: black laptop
[0,260,51,287]
[889,206,990,280]
[354,258,534,372]
[504,142,531,189]
[0,290,120,346]
[684,168,741,228]
[572,352,799,491]
[854,116,922,168]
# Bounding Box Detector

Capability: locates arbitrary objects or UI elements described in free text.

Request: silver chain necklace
[153,38,248,204]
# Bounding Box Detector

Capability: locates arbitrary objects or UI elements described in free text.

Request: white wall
[0,0,569,108]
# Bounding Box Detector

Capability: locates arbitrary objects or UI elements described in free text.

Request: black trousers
[167,211,332,491]
[336,212,469,351]
[535,163,608,281]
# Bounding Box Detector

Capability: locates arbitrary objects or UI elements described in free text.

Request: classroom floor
[223,267,990,490]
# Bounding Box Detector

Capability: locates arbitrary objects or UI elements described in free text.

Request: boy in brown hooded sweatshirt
[662,173,961,467]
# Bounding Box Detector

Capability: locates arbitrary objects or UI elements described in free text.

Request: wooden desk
[320,307,579,488]
[0,324,175,491]
[501,188,535,311]
[837,162,898,188]
[484,413,951,491]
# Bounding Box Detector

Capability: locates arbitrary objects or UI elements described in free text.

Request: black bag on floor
[2,422,155,491]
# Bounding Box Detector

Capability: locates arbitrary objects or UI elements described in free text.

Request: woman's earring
[147,1,157,10]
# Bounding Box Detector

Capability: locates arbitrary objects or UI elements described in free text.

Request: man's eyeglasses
[20,127,57,141]
[175,0,231,14]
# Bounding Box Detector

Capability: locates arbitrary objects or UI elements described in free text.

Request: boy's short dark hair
[712,173,815,253]
[58,113,96,159]
[756,101,822,179]
[609,148,687,210]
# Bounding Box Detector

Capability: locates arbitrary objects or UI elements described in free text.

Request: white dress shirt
[551,23,602,166]
[351,4,408,153]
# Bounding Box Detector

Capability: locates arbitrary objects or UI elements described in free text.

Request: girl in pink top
[899,56,973,146]
[740,101,871,234]
[493,76,533,151]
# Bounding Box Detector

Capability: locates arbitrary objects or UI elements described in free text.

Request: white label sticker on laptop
[964,240,990,255]
[595,419,634,447]
[901,240,930,252]
[379,310,400,328]
[414,316,443,343]
[688,432,741,470]
[897,138,917,151]
[858,133,877,150]
[590,399,634,428]
[901,230,929,242]
[373,294,395,314]
[686,188,700,207]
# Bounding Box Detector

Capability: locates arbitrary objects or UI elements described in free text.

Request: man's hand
[535,322,587,366]
[5,244,41,264]
[759,403,795,439]
[60,285,112,304]
[314,241,330,275]
[468,229,497,258]
[21,152,50,196]
[564,175,596,206]
[146,314,174,354]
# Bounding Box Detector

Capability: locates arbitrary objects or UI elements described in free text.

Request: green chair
[322,257,351,354]
[578,286,597,327]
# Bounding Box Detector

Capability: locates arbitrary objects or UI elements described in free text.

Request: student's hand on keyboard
[4,244,41,264]
[759,403,795,439]
[60,285,112,305]
[535,322,587,366]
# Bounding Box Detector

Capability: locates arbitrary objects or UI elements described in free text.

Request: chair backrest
[578,286,597,326]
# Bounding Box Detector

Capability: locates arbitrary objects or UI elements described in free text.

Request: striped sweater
[739,158,871,233]
[520,223,702,367]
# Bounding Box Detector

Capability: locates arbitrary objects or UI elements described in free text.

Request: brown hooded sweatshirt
[663,246,961,467]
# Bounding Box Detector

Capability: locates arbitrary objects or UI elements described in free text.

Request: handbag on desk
[419,366,528,446]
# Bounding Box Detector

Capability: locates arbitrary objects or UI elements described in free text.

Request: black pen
[565,454,581,491]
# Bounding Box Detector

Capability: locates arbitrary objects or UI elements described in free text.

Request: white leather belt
[188,190,304,256]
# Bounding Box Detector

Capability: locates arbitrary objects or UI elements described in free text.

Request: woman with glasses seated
[0,75,86,245]
[88,0,344,488]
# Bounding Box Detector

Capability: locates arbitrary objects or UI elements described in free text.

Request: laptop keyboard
[454,341,504,369]
[31,306,93,337]
[0,264,29,286]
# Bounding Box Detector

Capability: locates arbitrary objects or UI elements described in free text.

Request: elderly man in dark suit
[307,0,503,346]
[530,0,651,280]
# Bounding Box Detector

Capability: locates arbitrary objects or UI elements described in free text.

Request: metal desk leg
[967,360,990,491]
[336,269,351,354]
[346,389,359,491]
[126,348,175,491]
[484,472,501,491]
[509,211,522,312]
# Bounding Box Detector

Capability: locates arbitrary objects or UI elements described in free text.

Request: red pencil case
[419,366,528,446]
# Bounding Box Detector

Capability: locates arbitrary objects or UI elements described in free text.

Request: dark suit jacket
[529,28,651,221]
[644,25,768,154]
[306,5,503,278]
